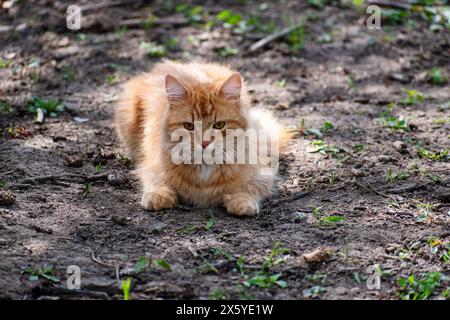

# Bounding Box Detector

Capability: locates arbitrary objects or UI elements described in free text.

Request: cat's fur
[115,60,287,216]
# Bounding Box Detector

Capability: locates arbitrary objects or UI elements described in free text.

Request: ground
[0,0,449,300]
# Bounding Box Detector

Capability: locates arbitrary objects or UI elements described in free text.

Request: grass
[428,67,448,85]
[287,22,306,51]
[416,146,449,161]
[176,215,215,234]
[26,97,64,117]
[401,89,424,106]
[139,41,167,58]
[22,266,60,283]
[209,288,226,300]
[0,59,13,69]
[308,140,345,157]
[122,278,131,300]
[218,46,238,58]
[319,215,345,225]
[385,168,409,183]
[397,272,448,300]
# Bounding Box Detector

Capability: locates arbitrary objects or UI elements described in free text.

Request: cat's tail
[278,128,294,155]
[249,107,293,156]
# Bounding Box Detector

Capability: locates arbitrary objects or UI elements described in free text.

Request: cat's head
[163,73,250,163]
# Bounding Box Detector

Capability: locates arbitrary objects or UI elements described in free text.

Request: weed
[218,46,238,58]
[416,146,449,161]
[140,41,167,58]
[122,278,131,300]
[27,97,64,117]
[385,168,409,183]
[308,140,345,157]
[401,90,424,106]
[154,258,172,271]
[303,285,326,298]
[209,288,226,300]
[428,67,448,85]
[319,215,345,225]
[287,23,306,51]
[243,273,287,289]
[22,266,60,283]
[397,272,447,300]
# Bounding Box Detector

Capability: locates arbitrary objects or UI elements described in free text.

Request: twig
[366,0,413,10]
[354,180,396,200]
[119,17,190,28]
[249,21,304,52]
[264,190,312,208]
[91,248,115,268]
[387,183,423,194]
[80,0,140,12]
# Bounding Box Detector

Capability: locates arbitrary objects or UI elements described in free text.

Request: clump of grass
[308,140,345,157]
[428,67,448,85]
[26,97,64,117]
[139,41,167,58]
[242,241,289,289]
[385,168,409,183]
[218,46,238,58]
[22,266,60,283]
[397,272,448,300]
[287,22,306,51]
[209,288,226,300]
[176,215,215,234]
[122,278,131,300]
[416,146,449,161]
[401,90,424,106]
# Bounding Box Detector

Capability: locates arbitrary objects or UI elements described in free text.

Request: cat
[115,60,288,216]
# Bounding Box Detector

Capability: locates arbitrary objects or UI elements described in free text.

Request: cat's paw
[141,187,176,211]
[223,193,259,217]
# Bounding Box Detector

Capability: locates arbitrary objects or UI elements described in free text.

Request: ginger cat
[115,60,285,216]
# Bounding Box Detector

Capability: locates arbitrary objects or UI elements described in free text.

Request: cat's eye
[183,122,194,130]
[213,121,225,130]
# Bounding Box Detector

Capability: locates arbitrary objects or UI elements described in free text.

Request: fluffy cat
[115,60,287,216]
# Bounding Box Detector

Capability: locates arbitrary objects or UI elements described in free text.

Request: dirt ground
[0,0,449,300]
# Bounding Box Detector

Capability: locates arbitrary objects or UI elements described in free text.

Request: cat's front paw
[223,193,259,217]
[141,187,176,211]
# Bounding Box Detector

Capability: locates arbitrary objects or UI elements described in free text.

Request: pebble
[0,191,15,205]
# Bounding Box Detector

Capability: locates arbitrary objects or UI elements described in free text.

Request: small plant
[95,163,103,173]
[428,67,448,85]
[236,255,245,275]
[133,256,151,273]
[287,23,306,51]
[401,90,424,106]
[308,140,345,157]
[106,74,118,85]
[385,168,409,183]
[82,182,92,198]
[209,288,226,300]
[26,97,64,117]
[122,278,131,300]
[154,258,172,271]
[261,241,289,272]
[275,79,286,88]
[416,146,449,161]
[319,215,345,225]
[243,273,287,289]
[22,266,60,283]
[303,285,326,298]
[397,272,447,300]
[0,59,13,69]
[218,46,238,58]
[119,153,133,165]
[140,41,167,58]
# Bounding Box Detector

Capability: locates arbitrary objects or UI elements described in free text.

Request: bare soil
[0,0,449,300]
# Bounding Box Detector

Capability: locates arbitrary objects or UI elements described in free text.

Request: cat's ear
[219,73,241,100]
[165,74,186,102]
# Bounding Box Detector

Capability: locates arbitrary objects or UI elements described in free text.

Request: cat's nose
[202,140,211,149]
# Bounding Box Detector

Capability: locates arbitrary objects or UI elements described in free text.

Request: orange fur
[115,60,288,216]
